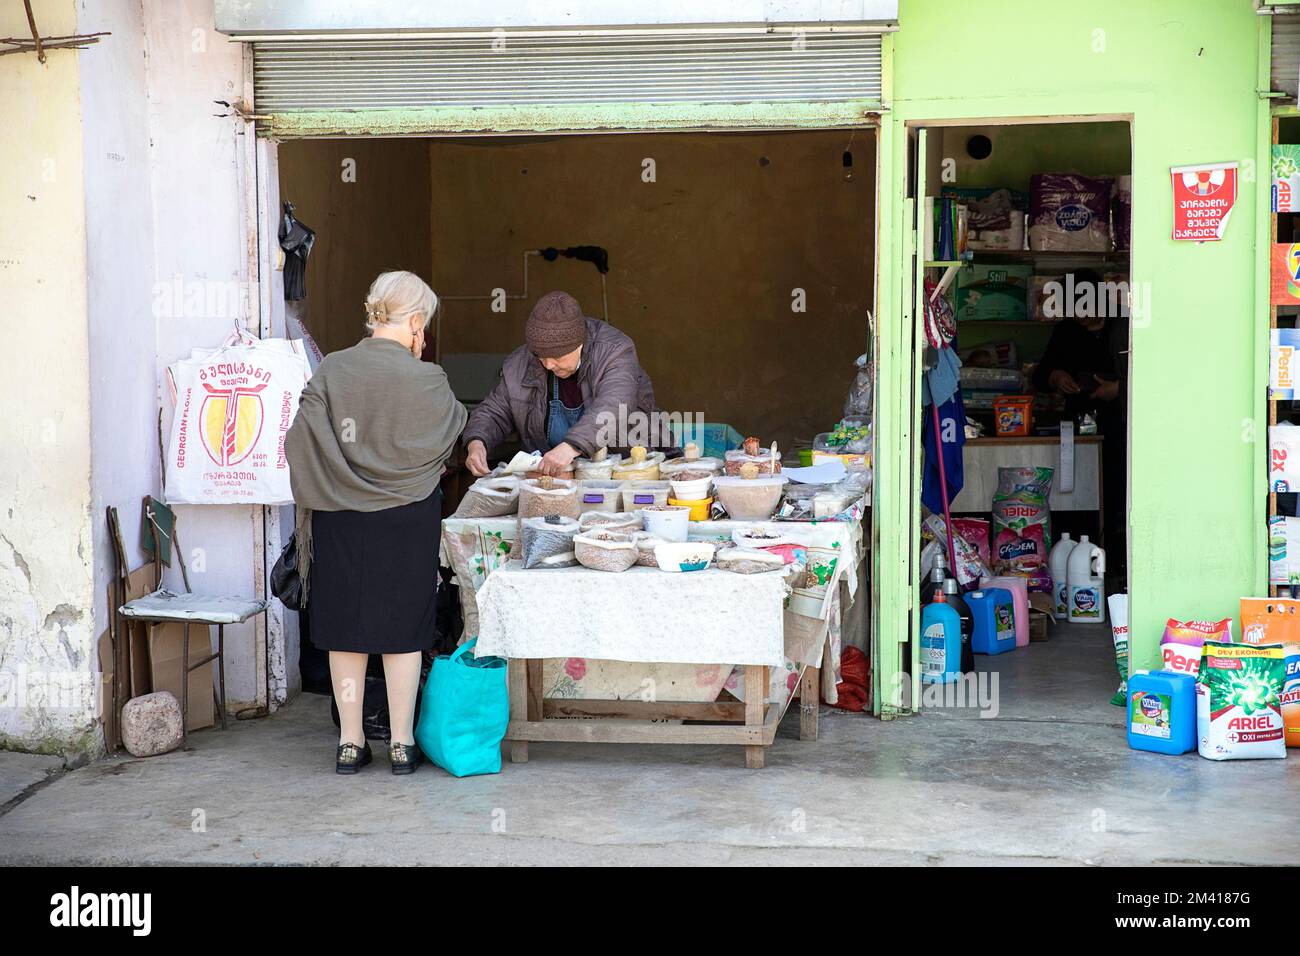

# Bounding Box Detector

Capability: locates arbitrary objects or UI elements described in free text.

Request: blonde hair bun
[364,270,437,332]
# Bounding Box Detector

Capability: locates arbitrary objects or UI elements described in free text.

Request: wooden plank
[507,719,767,745]
[507,659,529,763]
[544,699,748,721]
[745,664,767,769]
[799,665,820,742]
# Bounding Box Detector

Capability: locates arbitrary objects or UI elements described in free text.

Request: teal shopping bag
[415,638,509,777]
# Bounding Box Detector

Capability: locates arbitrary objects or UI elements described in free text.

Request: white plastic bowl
[668,474,713,501]
[654,541,716,573]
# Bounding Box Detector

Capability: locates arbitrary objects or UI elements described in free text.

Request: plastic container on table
[621,480,671,512]
[1126,670,1196,755]
[641,505,691,543]
[711,475,788,520]
[669,496,711,521]
[993,395,1034,437]
[980,575,1030,647]
[965,588,1017,655]
[668,472,714,501]
[654,541,716,573]
[920,589,963,684]
[577,480,623,513]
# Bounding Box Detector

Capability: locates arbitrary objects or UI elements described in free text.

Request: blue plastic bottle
[965,588,1017,656]
[920,588,962,684]
[1126,670,1196,755]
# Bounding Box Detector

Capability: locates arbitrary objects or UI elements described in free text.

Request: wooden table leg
[744,664,767,769]
[799,665,820,742]
[507,658,529,764]
[526,659,544,721]
[181,622,190,748]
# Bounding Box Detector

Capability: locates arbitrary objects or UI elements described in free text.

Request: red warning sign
[1171,162,1238,242]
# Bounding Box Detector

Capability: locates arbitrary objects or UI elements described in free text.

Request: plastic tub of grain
[711,476,788,520]
[577,480,624,513]
[668,470,714,501]
[573,531,638,572]
[621,480,671,512]
[640,504,690,542]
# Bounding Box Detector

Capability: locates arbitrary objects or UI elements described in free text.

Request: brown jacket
[463,318,655,456]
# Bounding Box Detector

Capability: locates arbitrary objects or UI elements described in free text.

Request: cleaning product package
[1239,598,1300,747]
[1107,593,1129,706]
[1196,640,1287,761]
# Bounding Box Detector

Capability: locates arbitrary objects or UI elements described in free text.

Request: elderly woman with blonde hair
[286,270,467,775]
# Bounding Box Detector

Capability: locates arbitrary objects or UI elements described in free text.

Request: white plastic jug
[1067,535,1106,623]
[1048,533,1075,621]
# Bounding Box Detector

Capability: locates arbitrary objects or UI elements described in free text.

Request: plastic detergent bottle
[943,577,975,674]
[1048,533,1075,620]
[920,588,962,684]
[1067,536,1106,623]
[980,574,1030,647]
[965,588,1017,656]
[1126,670,1196,755]
[918,550,949,608]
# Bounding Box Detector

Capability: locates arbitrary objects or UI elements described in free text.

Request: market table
[444,512,868,768]
[473,563,813,768]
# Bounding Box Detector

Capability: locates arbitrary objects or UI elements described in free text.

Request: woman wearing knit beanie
[463,291,656,477]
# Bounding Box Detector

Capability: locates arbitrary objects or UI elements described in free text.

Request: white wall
[0,0,98,757]
[2,0,273,759]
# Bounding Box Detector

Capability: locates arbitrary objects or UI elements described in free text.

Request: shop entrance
[272,128,880,705]
[906,117,1133,716]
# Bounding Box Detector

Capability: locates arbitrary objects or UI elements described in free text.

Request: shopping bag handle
[450,638,478,663]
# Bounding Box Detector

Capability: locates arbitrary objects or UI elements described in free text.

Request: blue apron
[546,372,584,450]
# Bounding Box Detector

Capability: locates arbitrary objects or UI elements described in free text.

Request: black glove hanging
[278,201,315,301]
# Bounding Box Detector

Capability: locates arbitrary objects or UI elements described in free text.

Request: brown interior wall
[429,129,875,452]
[276,138,432,356]
[276,129,875,452]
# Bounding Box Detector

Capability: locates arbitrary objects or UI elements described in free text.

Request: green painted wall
[874,0,1269,712]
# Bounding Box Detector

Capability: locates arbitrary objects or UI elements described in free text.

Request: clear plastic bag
[578,511,642,535]
[519,477,582,521]
[844,351,873,421]
[573,531,638,572]
[453,475,521,518]
[519,516,580,569]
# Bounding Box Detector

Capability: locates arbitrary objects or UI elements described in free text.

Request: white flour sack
[164,337,311,506]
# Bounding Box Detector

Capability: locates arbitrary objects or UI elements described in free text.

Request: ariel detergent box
[1273,145,1300,213]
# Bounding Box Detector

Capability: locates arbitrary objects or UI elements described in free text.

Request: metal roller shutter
[1272,13,1300,102]
[252,32,884,112]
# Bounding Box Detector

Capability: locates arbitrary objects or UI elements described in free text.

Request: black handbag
[270,537,304,611]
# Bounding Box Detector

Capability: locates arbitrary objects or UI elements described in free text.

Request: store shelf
[958,319,1061,326]
[973,249,1129,268]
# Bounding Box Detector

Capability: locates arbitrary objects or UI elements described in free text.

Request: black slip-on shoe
[335,740,373,774]
[389,741,422,775]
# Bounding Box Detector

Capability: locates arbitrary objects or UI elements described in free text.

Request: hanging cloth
[921,381,966,516]
[278,201,316,301]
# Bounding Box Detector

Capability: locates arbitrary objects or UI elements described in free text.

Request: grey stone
[120,692,183,758]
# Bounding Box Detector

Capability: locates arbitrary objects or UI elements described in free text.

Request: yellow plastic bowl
[669,496,712,521]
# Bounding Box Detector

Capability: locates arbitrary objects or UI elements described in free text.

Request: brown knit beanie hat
[526,291,587,358]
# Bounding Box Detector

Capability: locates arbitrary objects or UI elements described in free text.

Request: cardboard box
[97,629,120,753]
[148,622,214,733]
[1239,598,1300,748]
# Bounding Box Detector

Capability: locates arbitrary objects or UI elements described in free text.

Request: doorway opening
[909,118,1133,719]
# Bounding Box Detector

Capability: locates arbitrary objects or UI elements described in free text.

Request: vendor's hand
[1048,369,1082,396]
[466,439,490,477]
[539,442,579,477]
[1091,379,1120,403]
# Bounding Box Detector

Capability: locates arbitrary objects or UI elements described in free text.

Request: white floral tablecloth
[441,515,867,705]
[474,564,786,666]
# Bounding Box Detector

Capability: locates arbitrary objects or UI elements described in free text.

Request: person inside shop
[1030,269,1128,580]
[463,290,657,477]
[286,270,467,775]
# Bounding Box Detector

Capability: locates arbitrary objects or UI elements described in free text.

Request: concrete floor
[2,622,1297,866]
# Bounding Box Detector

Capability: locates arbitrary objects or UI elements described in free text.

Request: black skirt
[308,490,441,654]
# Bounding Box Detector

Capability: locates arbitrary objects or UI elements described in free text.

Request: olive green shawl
[285,337,467,601]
